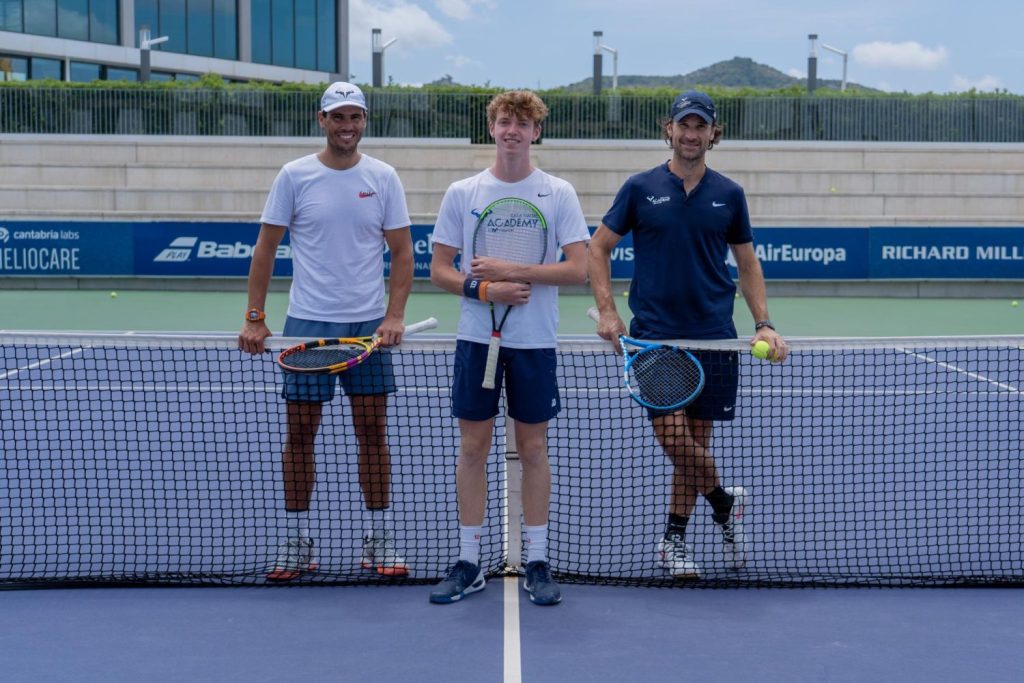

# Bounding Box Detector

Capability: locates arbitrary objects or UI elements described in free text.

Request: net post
[503,407,524,573]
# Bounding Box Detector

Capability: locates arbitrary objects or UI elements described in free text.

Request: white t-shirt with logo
[261,153,410,322]
[432,169,590,348]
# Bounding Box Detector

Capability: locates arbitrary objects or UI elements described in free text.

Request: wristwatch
[754,320,775,332]
[245,308,266,323]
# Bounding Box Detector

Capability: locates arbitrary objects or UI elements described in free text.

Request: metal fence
[2,88,1023,142]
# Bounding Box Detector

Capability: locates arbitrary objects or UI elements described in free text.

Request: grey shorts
[280,316,395,403]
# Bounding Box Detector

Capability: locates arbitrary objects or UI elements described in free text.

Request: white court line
[0,383,455,394]
[0,383,1018,400]
[0,347,85,381]
[899,349,1022,394]
[503,576,522,683]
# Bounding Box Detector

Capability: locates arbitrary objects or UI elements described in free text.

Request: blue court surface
[1,583,1023,682]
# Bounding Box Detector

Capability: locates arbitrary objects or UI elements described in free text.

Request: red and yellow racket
[277,317,437,374]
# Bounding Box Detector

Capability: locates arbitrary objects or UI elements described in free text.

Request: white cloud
[786,67,805,79]
[852,41,949,70]
[951,74,1004,92]
[446,54,482,70]
[435,0,495,20]
[350,1,453,56]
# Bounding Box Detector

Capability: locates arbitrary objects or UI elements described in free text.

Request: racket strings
[282,344,368,370]
[473,200,547,264]
[475,227,546,263]
[627,347,703,408]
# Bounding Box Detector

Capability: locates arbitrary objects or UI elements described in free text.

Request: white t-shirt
[432,168,590,348]
[261,153,410,322]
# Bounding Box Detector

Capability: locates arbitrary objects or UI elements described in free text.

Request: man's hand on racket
[752,327,789,363]
[595,309,627,353]
[375,314,407,347]
[470,257,532,305]
[469,255,524,282]
[480,281,532,305]
[239,320,272,355]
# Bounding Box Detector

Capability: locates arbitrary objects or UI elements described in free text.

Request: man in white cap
[239,82,415,581]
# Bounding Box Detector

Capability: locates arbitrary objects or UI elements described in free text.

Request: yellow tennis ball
[1012,300,1019,308]
[752,340,771,360]
[109,291,118,298]
[622,291,628,297]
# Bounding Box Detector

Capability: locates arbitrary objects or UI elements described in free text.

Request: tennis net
[1,331,1021,588]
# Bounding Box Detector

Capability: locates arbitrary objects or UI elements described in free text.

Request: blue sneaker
[430,561,485,604]
[523,561,562,606]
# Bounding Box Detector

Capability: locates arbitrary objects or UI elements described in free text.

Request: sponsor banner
[730,227,868,279]
[871,227,1024,279]
[391,225,435,279]
[2,221,1022,280]
[135,222,291,277]
[0,221,133,275]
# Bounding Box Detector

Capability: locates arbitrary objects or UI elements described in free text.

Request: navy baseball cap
[670,90,716,124]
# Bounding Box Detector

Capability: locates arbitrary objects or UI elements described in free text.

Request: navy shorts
[280,316,395,403]
[452,340,560,424]
[648,349,739,422]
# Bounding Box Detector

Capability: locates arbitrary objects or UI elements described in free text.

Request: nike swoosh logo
[723,406,734,412]
[712,202,726,208]
[537,192,551,197]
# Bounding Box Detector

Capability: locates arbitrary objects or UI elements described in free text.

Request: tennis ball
[1012,300,1019,308]
[622,291,628,297]
[752,340,771,360]
[829,186,838,193]
[109,291,118,299]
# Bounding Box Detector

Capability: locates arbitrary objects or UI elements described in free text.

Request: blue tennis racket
[588,307,705,411]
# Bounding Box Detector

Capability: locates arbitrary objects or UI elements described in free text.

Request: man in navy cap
[587,90,788,579]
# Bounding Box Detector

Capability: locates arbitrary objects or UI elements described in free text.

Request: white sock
[287,510,310,539]
[366,507,392,539]
[459,525,483,565]
[524,524,549,563]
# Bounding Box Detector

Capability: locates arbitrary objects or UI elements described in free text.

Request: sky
[344,0,1024,94]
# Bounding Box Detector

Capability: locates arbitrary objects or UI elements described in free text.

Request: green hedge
[2,77,1022,141]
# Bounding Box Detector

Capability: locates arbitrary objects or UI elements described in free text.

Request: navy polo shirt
[602,163,753,340]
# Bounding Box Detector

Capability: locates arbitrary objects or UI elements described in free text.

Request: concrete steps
[2,135,1023,227]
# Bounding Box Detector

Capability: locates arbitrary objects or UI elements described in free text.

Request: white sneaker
[361,530,410,577]
[720,486,750,570]
[266,537,318,581]
[657,534,701,579]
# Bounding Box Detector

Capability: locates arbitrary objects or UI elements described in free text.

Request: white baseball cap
[321,81,367,113]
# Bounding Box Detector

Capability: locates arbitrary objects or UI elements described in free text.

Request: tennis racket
[472,197,548,389]
[277,317,437,374]
[587,307,705,411]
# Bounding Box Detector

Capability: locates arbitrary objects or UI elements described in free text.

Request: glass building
[0,0,348,83]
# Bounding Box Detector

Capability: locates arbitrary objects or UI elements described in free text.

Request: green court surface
[1,289,1022,337]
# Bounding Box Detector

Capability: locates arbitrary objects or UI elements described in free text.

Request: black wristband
[755,320,775,332]
[463,278,482,300]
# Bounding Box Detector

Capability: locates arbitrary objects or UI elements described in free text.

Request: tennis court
[2,292,1022,680]
[3,289,1024,335]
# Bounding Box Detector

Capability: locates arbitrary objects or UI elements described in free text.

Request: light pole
[139,26,168,82]
[806,33,818,94]
[820,42,848,91]
[372,28,398,87]
[592,31,618,95]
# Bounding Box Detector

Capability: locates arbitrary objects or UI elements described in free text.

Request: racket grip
[481,335,500,389]
[404,317,438,336]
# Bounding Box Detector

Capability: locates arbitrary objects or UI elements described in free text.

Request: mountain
[557,57,876,93]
